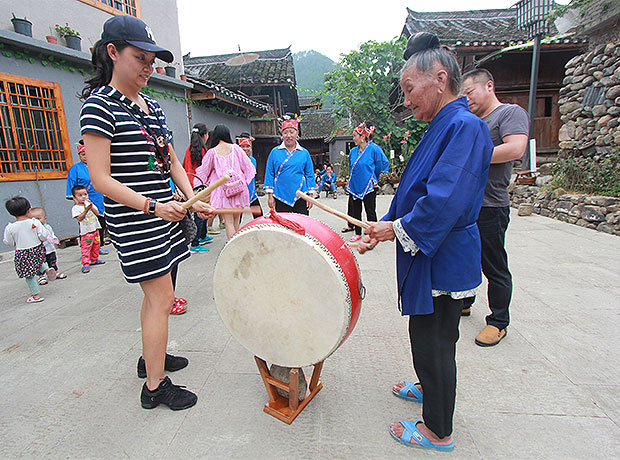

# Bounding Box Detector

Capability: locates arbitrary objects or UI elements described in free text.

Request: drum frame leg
[254,356,324,424]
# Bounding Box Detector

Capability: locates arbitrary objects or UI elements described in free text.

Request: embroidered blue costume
[383,98,493,316]
[319,172,337,193]
[248,155,258,202]
[347,141,389,199]
[264,142,316,206]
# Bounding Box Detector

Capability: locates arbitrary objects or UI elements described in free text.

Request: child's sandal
[82,266,90,273]
[38,277,48,285]
[26,296,45,303]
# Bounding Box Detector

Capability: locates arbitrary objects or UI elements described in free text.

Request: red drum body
[213,212,363,367]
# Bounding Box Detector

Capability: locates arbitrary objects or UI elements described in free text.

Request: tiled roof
[299,94,322,108]
[402,7,585,47]
[299,109,338,140]
[187,76,269,114]
[183,47,296,86]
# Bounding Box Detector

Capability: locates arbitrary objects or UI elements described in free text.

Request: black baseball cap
[101,15,173,63]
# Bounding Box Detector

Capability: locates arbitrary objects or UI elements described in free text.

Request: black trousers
[97,215,107,246]
[170,264,178,290]
[464,206,512,329]
[409,295,463,438]
[242,198,264,224]
[275,198,308,215]
[348,191,377,235]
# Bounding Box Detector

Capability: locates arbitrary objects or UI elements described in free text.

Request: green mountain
[293,50,335,108]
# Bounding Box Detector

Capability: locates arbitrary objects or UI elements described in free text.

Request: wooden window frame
[0,73,73,181]
[78,0,141,18]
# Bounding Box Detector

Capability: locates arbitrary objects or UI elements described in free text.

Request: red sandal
[170,301,187,315]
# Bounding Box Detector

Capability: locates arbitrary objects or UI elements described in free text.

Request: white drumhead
[214,224,351,367]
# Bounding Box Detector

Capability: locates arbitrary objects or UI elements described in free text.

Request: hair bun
[404,32,440,60]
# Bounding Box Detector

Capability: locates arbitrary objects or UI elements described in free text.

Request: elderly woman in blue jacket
[358,32,493,452]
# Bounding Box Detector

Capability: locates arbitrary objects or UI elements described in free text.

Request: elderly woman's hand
[366,221,395,242]
[357,235,378,254]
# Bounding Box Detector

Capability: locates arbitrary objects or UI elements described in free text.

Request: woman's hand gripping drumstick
[296,190,379,252]
[181,175,230,219]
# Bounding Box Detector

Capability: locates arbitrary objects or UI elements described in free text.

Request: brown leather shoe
[475,325,507,347]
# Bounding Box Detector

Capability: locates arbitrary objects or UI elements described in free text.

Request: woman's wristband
[143,197,151,214]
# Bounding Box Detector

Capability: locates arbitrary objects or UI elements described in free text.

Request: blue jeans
[321,182,336,194]
[191,214,208,247]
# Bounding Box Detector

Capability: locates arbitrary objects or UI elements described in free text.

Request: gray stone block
[582,205,605,222]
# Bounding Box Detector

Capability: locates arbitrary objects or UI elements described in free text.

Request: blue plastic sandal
[389,420,454,452]
[393,381,423,403]
[90,260,106,266]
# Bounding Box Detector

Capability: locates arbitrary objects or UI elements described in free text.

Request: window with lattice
[0,73,72,181]
[78,0,141,18]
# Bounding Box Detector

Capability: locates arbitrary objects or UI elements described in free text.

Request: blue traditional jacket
[382,97,493,316]
[347,141,389,199]
[320,172,337,189]
[248,155,258,202]
[264,142,316,206]
[66,162,105,213]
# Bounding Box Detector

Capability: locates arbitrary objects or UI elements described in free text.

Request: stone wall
[558,42,620,154]
[510,185,620,236]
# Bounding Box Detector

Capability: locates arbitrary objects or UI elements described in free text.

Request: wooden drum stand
[254,357,324,424]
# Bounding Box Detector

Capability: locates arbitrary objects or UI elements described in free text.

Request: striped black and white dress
[80,85,189,283]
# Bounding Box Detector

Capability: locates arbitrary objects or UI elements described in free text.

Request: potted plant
[164,65,176,78]
[55,23,81,51]
[11,14,32,37]
[45,28,57,44]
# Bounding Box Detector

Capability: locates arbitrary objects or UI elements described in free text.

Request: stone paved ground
[0,195,619,460]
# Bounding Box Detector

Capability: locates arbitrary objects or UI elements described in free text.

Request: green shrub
[551,149,620,197]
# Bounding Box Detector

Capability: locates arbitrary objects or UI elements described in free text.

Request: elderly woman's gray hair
[401,32,461,95]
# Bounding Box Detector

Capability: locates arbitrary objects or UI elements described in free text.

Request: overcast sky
[177,0,570,62]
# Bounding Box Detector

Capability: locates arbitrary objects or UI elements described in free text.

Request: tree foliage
[324,37,427,175]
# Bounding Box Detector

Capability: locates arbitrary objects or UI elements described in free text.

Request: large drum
[213,211,364,368]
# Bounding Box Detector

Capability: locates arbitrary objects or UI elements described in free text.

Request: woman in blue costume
[358,32,493,452]
[264,118,316,215]
[346,122,389,242]
[237,132,263,220]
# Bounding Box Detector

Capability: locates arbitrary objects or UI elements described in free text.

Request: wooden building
[402,8,588,157]
[184,47,301,181]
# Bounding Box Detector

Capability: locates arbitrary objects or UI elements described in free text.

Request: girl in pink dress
[194,125,256,238]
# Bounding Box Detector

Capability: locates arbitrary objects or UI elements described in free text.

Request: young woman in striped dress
[80,15,213,410]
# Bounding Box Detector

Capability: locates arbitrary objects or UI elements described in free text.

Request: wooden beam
[191,91,216,101]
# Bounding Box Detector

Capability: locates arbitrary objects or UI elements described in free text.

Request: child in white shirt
[30,207,67,284]
[3,196,56,303]
[71,185,105,274]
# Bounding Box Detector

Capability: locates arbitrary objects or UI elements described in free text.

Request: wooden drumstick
[296,190,370,230]
[212,206,262,215]
[181,175,230,210]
